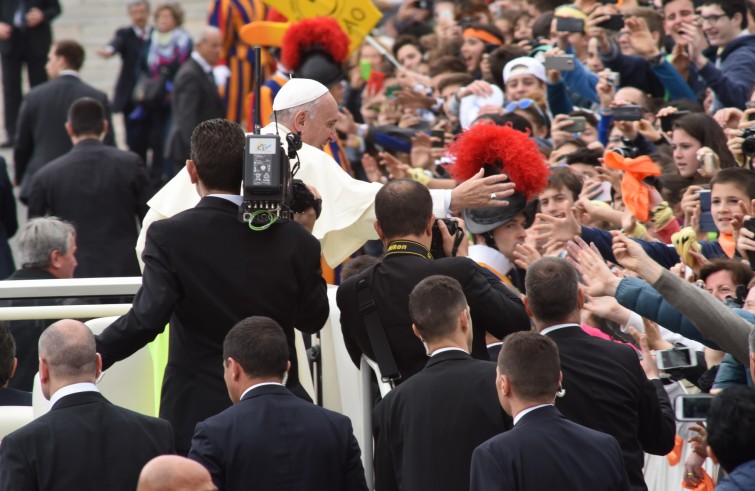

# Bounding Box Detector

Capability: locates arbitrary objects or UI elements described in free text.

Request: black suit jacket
[167,57,225,163]
[545,325,676,491]
[3,268,62,391]
[106,26,149,112]
[189,384,367,491]
[0,0,60,57]
[0,157,17,279]
[373,350,512,491]
[470,405,631,491]
[337,249,530,383]
[14,74,116,202]
[0,391,174,490]
[95,196,329,453]
[0,387,31,406]
[27,139,149,277]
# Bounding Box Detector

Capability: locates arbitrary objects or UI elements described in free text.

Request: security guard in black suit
[337,179,530,385]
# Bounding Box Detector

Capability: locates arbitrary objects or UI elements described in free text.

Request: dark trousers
[1,49,47,141]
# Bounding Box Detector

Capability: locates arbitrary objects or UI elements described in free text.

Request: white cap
[272,78,329,111]
[503,57,547,84]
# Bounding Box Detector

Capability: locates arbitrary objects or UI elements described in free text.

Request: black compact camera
[430,218,460,259]
[612,138,640,159]
[741,127,755,158]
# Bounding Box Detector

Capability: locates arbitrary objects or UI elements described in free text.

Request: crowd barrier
[0,279,722,490]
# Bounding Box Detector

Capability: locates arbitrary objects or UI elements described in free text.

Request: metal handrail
[0,277,141,320]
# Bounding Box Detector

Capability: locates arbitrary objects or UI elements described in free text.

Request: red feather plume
[448,124,550,200]
[281,17,350,71]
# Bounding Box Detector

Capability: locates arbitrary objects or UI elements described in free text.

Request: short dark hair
[340,255,380,282]
[531,11,554,39]
[707,385,755,472]
[190,119,244,193]
[428,56,467,78]
[711,168,755,200]
[68,97,105,136]
[546,167,582,201]
[525,257,580,324]
[223,317,289,378]
[375,179,432,239]
[699,259,754,287]
[701,0,748,29]
[392,35,424,58]
[409,276,468,342]
[437,73,474,95]
[54,40,86,71]
[487,45,528,89]
[566,148,602,167]
[0,323,15,386]
[499,331,560,401]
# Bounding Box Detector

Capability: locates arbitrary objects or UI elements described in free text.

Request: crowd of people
[1,0,755,489]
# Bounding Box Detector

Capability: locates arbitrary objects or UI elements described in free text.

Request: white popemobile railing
[0,280,715,490]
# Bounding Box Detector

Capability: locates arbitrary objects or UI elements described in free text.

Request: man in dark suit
[0,0,61,146]
[373,275,512,491]
[0,319,174,490]
[0,322,31,406]
[27,97,149,278]
[337,179,530,384]
[97,0,151,162]
[189,316,367,490]
[14,39,115,203]
[470,331,631,491]
[523,257,676,491]
[167,26,225,172]
[0,156,18,279]
[4,217,78,391]
[95,118,329,455]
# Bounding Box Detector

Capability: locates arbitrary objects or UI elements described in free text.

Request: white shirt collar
[191,51,212,74]
[429,347,468,357]
[49,382,99,408]
[59,70,80,79]
[540,323,580,336]
[207,194,243,206]
[513,403,553,425]
[240,381,285,401]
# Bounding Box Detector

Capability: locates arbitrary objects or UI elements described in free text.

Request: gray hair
[749,328,755,355]
[16,217,76,270]
[197,25,221,45]
[270,96,325,125]
[127,0,150,11]
[39,320,96,379]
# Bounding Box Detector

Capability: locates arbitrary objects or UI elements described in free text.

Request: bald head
[39,319,97,379]
[137,455,217,491]
[614,87,649,111]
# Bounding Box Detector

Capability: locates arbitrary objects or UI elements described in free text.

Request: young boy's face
[711,182,751,234]
[539,186,576,219]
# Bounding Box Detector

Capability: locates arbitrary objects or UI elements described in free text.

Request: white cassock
[137,122,452,268]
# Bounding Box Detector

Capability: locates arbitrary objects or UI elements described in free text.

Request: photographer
[336,179,530,384]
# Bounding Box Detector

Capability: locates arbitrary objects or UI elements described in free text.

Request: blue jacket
[600,43,665,98]
[716,460,755,491]
[580,226,728,269]
[614,276,722,349]
[699,34,755,110]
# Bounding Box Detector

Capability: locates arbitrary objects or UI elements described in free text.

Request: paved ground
[2,0,208,264]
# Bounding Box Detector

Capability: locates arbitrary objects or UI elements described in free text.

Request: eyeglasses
[504,99,547,123]
[700,14,727,25]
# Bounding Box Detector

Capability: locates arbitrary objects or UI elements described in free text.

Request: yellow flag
[260,0,382,53]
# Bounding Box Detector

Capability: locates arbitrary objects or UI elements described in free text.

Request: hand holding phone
[674,394,713,422]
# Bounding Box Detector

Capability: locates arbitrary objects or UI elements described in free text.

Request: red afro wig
[281,17,350,71]
[448,124,549,200]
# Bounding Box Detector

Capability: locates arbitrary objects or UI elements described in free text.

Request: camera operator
[95,119,329,455]
[139,78,517,271]
[336,179,530,385]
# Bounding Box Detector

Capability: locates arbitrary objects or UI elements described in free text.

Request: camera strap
[355,266,401,386]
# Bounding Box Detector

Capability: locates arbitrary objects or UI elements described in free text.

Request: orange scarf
[719,233,736,258]
[603,152,661,222]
